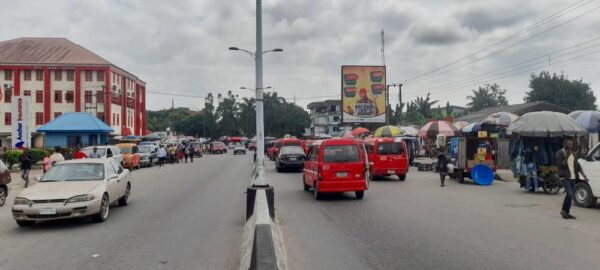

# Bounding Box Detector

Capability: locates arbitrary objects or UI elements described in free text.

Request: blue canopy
[37,112,113,133]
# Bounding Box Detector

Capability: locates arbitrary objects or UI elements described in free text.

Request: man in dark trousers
[19,149,34,188]
[555,138,588,219]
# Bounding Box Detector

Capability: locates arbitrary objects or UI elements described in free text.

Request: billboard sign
[341,65,386,123]
[11,96,31,149]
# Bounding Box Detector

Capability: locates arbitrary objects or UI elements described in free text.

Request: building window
[54,112,62,119]
[4,89,11,103]
[97,70,105,81]
[65,90,74,103]
[4,70,12,81]
[85,70,93,81]
[36,112,44,125]
[54,90,62,103]
[84,91,93,103]
[5,112,11,125]
[113,73,116,82]
[36,90,43,103]
[112,113,115,124]
[24,70,32,81]
[66,70,74,81]
[97,112,105,121]
[54,70,62,81]
[23,90,31,96]
[97,91,104,103]
[35,70,43,81]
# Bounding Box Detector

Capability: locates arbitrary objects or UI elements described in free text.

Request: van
[116,143,142,169]
[303,138,369,200]
[365,138,409,181]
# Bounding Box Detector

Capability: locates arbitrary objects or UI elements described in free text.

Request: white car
[82,145,123,165]
[12,159,131,226]
[233,145,246,155]
[575,143,600,207]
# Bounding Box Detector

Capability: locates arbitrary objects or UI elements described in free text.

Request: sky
[3,0,600,111]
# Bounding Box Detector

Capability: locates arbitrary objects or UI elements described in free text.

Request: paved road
[0,153,252,270]
[269,162,600,270]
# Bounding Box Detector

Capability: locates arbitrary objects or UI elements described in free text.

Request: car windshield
[280,146,305,155]
[82,148,106,157]
[119,147,132,154]
[377,142,404,155]
[139,146,153,153]
[41,163,105,181]
[323,145,360,163]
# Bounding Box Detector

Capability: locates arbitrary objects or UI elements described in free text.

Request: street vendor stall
[507,111,588,194]
[416,121,458,170]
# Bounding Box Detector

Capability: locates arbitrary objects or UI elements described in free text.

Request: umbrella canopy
[568,110,600,132]
[351,127,370,136]
[507,111,588,137]
[453,121,469,130]
[373,125,404,138]
[398,126,419,137]
[418,121,459,139]
[341,131,354,138]
[462,122,483,133]
[483,112,519,126]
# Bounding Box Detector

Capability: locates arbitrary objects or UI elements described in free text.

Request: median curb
[240,187,286,270]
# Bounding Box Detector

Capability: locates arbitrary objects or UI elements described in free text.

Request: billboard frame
[340,65,387,124]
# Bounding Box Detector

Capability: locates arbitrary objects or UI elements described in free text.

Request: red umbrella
[418,121,459,139]
[351,127,370,136]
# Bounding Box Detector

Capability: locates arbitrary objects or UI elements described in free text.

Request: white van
[575,143,600,207]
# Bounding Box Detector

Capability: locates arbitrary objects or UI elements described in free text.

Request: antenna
[381,29,385,66]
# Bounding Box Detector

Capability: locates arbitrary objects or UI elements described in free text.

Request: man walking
[49,146,65,166]
[19,149,34,188]
[555,138,588,219]
[157,145,167,167]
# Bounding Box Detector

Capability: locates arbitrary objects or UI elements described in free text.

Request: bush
[3,150,22,169]
[28,148,50,163]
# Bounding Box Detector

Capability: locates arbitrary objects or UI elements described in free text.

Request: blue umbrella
[568,110,600,132]
[462,122,482,133]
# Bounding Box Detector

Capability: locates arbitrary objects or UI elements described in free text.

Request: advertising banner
[11,96,31,149]
[341,65,386,123]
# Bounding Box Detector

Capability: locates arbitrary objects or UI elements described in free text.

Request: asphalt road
[268,162,600,270]
[0,153,252,270]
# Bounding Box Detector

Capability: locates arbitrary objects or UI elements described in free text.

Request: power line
[403,0,597,83]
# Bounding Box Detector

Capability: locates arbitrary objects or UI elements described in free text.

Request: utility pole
[254,0,267,187]
[381,29,385,66]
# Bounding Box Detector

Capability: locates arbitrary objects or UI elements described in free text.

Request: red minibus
[364,138,409,181]
[303,138,369,200]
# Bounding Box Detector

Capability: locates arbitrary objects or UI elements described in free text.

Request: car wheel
[16,220,35,227]
[398,174,406,181]
[118,183,131,206]
[314,181,322,200]
[355,191,364,200]
[0,186,7,207]
[574,182,597,208]
[92,194,110,223]
[303,176,310,191]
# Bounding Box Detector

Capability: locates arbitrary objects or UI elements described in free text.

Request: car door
[105,161,121,202]
[114,161,128,195]
[579,144,600,195]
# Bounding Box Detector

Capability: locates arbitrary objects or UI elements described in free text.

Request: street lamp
[229,47,283,59]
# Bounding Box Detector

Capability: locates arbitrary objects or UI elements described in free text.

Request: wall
[44,132,106,148]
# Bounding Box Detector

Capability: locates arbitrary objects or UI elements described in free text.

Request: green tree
[411,93,438,119]
[525,71,596,111]
[466,83,508,112]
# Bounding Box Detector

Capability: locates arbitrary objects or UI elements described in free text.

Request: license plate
[388,170,395,174]
[336,172,347,178]
[289,157,297,161]
[39,207,56,215]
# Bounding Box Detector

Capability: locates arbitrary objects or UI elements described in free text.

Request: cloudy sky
[5,0,600,111]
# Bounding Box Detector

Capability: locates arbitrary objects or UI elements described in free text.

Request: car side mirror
[108,174,119,180]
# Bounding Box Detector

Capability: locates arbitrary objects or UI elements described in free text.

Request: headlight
[14,197,33,205]
[66,194,95,204]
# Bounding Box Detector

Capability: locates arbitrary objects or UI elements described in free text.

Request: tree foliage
[525,71,596,111]
[466,83,508,112]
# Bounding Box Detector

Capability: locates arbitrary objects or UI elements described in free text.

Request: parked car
[364,138,409,181]
[12,159,131,226]
[0,159,11,206]
[209,142,227,154]
[303,138,369,200]
[116,143,141,169]
[140,141,161,149]
[275,145,306,172]
[233,145,247,155]
[82,145,123,165]
[574,143,600,208]
[189,142,204,157]
[138,145,158,167]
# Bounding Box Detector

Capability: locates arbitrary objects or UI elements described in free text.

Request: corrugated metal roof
[37,112,114,133]
[0,37,112,65]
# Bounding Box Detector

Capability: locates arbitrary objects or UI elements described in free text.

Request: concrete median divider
[240,186,286,270]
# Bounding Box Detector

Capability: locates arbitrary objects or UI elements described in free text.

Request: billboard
[341,65,386,123]
[11,96,31,149]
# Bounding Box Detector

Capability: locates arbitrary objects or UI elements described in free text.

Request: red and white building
[0,37,147,148]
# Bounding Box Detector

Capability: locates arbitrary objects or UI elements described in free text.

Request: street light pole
[254,0,267,186]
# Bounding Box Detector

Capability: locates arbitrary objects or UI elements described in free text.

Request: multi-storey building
[307,100,346,137]
[0,37,147,148]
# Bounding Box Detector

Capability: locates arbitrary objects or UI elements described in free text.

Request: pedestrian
[19,149,34,188]
[43,152,51,173]
[89,146,102,158]
[524,145,541,192]
[436,149,449,187]
[49,146,65,166]
[555,138,588,219]
[184,146,190,163]
[72,146,87,159]
[178,146,185,163]
[169,145,176,164]
[157,145,167,167]
[188,144,194,163]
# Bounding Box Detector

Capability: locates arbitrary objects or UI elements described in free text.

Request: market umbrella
[568,110,600,132]
[483,112,519,126]
[373,125,404,137]
[341,131,354,138]
[462,122,483,133]
[398,126,419,136]
[351,127,370,136]
[418,121,459,139]
[453,121,469,130]
[507,111,588,137]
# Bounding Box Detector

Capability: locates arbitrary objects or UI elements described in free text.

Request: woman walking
[436,149,449,187]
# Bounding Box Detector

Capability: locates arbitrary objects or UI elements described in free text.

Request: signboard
[478,131,488,138]
[341,65,386,123]
[11,96,31,149]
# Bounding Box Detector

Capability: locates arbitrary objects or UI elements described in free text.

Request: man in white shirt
[157,146,167,167]
[48,146,65,166]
